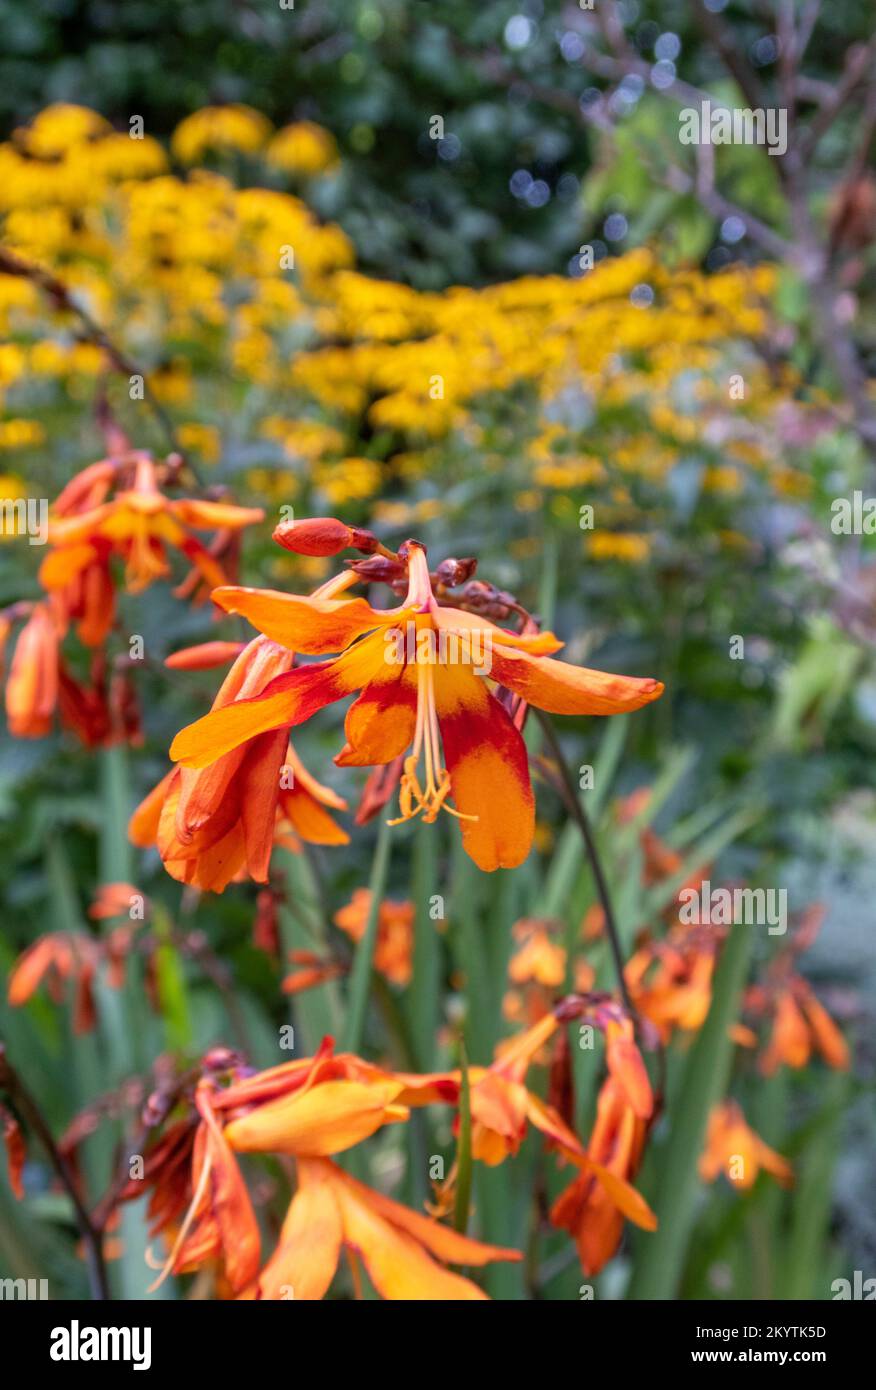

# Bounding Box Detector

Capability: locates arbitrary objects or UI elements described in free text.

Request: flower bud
[272,516,354,555]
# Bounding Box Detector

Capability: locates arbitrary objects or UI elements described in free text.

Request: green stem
[626,919,753,1299]
[534,708,634,1015]
[453,1039,473,1235]
[341,820,392,1053]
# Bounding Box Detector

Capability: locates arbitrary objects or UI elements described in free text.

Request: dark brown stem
[533,708,635,1017]
[90,1068,196,1233]
[0,245,202,486]
[0,1044,110,1299]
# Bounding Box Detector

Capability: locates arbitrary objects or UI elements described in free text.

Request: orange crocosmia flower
[88,882,144,920]
[550,1076,656,1276]
[699,1101,793,1190]
[625,925,718,1041]
[46,454,263,596]
[508,917,567,988]
[799,989,850,1070]
[333,888,414,987]
[5,603,60,736]
[170,539,663,871]
[281,949,345,995]
[397,1012,650,1202]
[129,636,348,891]
[756,980,849,1075]
[390,1013,571,1165]
[7,932,99,1034]
[254,1156,522,1301]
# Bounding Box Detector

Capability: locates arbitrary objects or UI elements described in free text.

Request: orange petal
[212,586,411,655]
[129,768,175,847]
[171,630,392,770]
[325,1164,492,1300]
[257,1177,343,1300]
[224,1079,408,1156]
[279,783,349,846]
[434,605,563,656]
[605,1027,654,1119]
[489,644,665,716]
[344,1167,522,1267]
[335,651,418,766]
[524,1092,587,1157]
[581,1157,658,1230]
[170,664,339,769]
[195,1096,262,1293]
[38,543,97,589]
[801,991,850,1071]
[436,663,534,872]
[169,499,265,530]
[238,730,287,880]
[8,937,58,1005]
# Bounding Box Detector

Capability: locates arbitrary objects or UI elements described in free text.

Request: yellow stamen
[387,654,477,827]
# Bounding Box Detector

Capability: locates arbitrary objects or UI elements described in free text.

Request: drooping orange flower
[391,1013,574,1166]
[88,882,144,921]
[625,923,719,1040]
[397,1005,654,1222]
[751,978,849,1074]
[253,1156,521,1300]
[129,636,348,891]
[3,595,143,745]
[8,932,101,1034]
[550,1075,656,1276]
[333,888,414,987]
[507,917,567,988]
[281,949,346,995]
[504,960,595,1031]
[119,1041,416,1295]
[45,452,263,598]
[170,533,663,871]
[743,906,850,1075]
[5,602,60,736]
[699,1101,793,1190]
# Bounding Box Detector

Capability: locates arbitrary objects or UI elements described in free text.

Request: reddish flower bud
[165,641,246,671]
[272,516,355,556]
[347,555,407,584]
[435,556,477,587]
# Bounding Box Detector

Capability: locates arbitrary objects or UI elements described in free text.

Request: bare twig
[0,1044,110,1299]
[0,245,201,484]
[533,708,635,1018]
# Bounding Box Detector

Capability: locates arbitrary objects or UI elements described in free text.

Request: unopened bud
[272,516,355,556]
[435,556,477,587]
